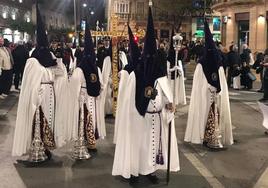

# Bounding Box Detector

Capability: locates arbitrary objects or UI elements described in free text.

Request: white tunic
[112,73,180,178]
[184,64,233,145]
[40,68,55,135]
[69,67,104,140]
[53,59,70,147]
[167,60,186,105]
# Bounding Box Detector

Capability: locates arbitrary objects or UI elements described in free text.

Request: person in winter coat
[12,41,29,90]
[227,45,241,88]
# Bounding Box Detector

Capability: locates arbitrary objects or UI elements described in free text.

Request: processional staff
[166,32,183,184]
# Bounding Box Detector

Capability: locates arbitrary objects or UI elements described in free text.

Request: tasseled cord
[156,113,164,165]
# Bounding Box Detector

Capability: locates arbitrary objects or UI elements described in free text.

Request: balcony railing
[115,13,129,20]
[212,0,263,10]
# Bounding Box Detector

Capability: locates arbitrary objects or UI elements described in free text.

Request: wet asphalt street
[0,63,267,188]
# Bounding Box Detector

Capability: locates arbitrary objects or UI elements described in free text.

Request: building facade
[212,0,268,52]
[0,0,73,43]
[106,0,193,41]
[0,0,32,42]
[32,5,72,31]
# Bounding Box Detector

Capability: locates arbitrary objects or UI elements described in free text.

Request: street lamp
[74,0,77,45]
[149,0,153,6]
[83,3,87,8]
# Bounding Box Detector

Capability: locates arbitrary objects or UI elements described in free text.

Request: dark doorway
[238,20,249,52]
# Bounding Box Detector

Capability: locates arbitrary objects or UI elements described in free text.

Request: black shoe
[146,174,159,184]
[44,149,52,160]
[129,175,139,185]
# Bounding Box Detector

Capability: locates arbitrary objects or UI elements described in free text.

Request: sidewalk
[0,90,19,117]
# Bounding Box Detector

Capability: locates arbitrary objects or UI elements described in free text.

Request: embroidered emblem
[145,86,158,100]
[211,73,218,81]
[90,73,97,83]
[145,86,154,98]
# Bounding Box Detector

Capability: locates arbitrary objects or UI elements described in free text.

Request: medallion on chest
[89,73,97,83]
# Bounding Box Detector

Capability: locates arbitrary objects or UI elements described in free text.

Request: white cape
[184,64,233,145]
[101,56,113,115]
[113,53,129,144]
[258,102,268,129]
[12,57,67,156]
[54,58,70,147]
[112,73,180,178]
[68,67,105,140]
[167,60,186,105]
[12,58,44,156]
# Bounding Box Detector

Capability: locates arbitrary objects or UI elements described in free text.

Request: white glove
[170,66,182,76]
[170,65,180,72]
[0,68,2,76]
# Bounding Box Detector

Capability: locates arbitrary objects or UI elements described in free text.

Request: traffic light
[134,35,138,43]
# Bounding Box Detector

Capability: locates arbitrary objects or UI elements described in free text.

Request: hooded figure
[69,21,105,152]
[167,30,186,105]
[184,20,233,148]
[95,36,113,116]
[95,35,113,116]
[12,3,67,159]
[113,25,141,144]
[112,7,180,184]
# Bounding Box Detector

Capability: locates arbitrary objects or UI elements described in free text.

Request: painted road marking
[243,102,260,112]
[177,140,225,188]
[254,168,268,188]
[229,92,241,96]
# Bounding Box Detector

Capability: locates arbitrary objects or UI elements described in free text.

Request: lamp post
[167,32,183,184]
[74,0,77,44]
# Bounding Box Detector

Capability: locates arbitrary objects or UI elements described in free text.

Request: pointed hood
[36,3,48,48]
[83,20,96,64]
[78,21,101,97]
[199,20,221,93]
[143,7,157,56]
[31,3,56,67]
[124,25,141,73]
[134,7,165,116]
